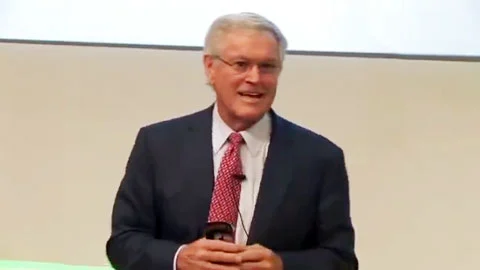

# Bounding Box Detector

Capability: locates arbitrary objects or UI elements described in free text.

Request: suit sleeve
[106,127,181,270]
[278,149,359,270]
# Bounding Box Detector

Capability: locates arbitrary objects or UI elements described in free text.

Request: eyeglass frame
[209,54,282,75]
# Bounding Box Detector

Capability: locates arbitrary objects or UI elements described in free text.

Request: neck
[216,106,260,132]
[222,113,257,132]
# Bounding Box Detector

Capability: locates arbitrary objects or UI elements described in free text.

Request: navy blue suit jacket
[106,105,358,269]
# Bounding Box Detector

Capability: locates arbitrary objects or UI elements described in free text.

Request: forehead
[218,29,280,61]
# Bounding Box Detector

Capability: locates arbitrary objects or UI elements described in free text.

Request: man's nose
[245,65,260,83]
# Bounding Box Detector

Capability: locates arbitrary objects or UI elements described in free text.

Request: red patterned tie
[208,132,244,229]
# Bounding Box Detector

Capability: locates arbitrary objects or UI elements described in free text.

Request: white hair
[203,12,288,61]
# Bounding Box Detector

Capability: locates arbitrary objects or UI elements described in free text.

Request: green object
[0,260,113,270]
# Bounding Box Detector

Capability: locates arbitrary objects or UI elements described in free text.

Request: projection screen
[1,0,479,56]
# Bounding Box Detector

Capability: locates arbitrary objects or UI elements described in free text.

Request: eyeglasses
[212,55,281,74]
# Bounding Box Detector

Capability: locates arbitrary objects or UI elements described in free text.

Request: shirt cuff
[173,244,186,270]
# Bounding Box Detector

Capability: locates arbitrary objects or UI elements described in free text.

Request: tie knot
[228,132,244,146]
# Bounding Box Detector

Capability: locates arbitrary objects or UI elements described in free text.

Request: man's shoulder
[141,107,210,134]
[280,115,344,157]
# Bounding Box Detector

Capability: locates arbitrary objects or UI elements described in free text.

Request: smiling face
[204,28,282,131]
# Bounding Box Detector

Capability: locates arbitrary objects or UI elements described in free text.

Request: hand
[239,244,283,270]
[176,238,245,270]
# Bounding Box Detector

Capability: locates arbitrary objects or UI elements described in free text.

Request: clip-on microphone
[232,173,246,181]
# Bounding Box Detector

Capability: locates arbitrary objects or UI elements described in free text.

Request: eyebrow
[230,56,279,63]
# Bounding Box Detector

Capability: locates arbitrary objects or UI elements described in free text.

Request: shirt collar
[212,103,271,156]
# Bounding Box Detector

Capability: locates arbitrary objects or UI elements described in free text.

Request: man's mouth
[238,92,264,99]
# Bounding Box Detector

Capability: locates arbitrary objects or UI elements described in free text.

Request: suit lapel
[181,105,215,237]
[247,112,294,244]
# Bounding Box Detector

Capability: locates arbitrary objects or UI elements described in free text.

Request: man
[106,12,358,270]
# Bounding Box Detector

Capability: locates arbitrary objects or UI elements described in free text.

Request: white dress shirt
[211,103,271,245]
[173,105,271,268]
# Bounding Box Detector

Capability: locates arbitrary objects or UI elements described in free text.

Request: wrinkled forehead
[216,29,282,62]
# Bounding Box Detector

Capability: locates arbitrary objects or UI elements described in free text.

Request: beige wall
[0,42,479,269]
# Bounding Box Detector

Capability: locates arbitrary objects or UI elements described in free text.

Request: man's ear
[203,54,215,85]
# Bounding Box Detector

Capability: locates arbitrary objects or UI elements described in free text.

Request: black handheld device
[204,221,235,242]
